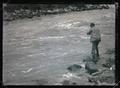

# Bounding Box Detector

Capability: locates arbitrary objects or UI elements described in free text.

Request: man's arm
[87,28,92,35]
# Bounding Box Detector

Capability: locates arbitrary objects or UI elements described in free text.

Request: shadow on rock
[85,61,99,75]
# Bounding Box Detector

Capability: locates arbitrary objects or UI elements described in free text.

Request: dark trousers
[91,41,100,59]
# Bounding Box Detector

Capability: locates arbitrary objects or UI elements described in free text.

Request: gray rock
[62,80,70,85]
[71,82,77,85]
[67,64,82,72]
[102,63,111,68]
[85,61,98,75]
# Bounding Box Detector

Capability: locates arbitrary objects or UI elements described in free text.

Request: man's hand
[87,32,90,35]
[87,30,92,35]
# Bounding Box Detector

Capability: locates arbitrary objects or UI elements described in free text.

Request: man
[87,23,101,59]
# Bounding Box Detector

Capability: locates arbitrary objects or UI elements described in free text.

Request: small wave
[27,53,46,57]
[38,36,65,40]
[80,36,90,39]
[56,23,72,29]
[38,35,90,41]
[54,21,81,29]
[38,34,111,41]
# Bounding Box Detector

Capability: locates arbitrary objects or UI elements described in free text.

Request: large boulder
[85,61,99,75]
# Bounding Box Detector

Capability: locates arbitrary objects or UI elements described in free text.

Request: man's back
[90,27,101,42]
[87,23,101,58]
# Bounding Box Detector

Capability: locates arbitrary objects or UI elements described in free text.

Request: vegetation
[3,4,109,21]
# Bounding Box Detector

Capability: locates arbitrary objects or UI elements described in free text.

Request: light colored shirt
[87,27,101,42]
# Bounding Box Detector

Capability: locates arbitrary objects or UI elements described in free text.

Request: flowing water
[3,7,115,85]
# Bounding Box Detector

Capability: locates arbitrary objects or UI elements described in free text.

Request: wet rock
[88,75,114,85]
[99,76,114,83]
[71,82,77,85]
[89,69,115,84]
[91,69,107,76]
[102,63,112,69]
[88,77,99,85]
[85,61,98,75]
[67,64,82,72]
[61,80,70,85]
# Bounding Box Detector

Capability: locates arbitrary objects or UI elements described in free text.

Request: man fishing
[87,23,101,59]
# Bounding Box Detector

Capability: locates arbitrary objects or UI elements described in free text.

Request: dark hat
[90,23,95,27]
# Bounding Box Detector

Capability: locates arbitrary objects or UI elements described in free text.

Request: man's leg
[96,41,99,57]
[91,42,95,59]
[93,41,99,63]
